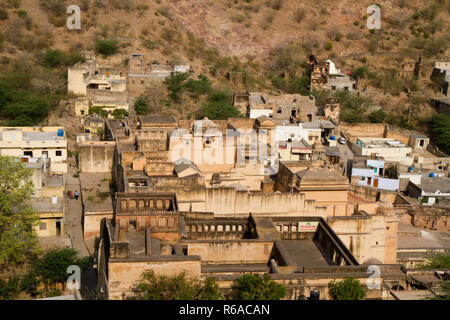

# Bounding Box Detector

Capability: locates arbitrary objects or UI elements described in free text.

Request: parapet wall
[79,141,116,173]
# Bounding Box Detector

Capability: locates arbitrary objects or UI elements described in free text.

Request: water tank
[330,135,336,140]
[408,166,413,173]
[429,173,435,178]
[57,129,64,137]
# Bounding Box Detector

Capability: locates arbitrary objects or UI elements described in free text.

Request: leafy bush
[184,75,211,98]
[351,66,368,79]
[95,39,120,57]
[112,109,128,119]
[130,270,222,300]
[164,72,190,102]
[368,109,386,123]
[89,106,108,118]
[134,96,149,115]
[328,278,366,300]
[0,71,55,126]
[200,90,242,120]
[418,252,450,269]
[0,276,21,300]
[42,49,65,68]
[28,247,90,290]
[430,114,450,151]
[237,274,286,300]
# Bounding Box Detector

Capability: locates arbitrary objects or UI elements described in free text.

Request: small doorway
[373,178,379,188]
[56,221,61,237]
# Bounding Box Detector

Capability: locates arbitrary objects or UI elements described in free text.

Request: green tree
[236,274,286,300]
[42,49,65,68]
[134,96,149,115]
[164,72,190,102]
[112,109,128,119]
[351,66,368,79]
[384,165,398,179]
[0,72,52,126]
[328,278,366,300]
[130,270,222,300]
[29,247,90,290]
[184,75,211,98]
[89,106,108,118]
[430,114,450,151]
[0,276,21,300]
[418,253,450,269]
[368,109,386,123]
[95,39,120,57]
[200,90,242,120]
[0,156,40,270]
[286,75,311,95]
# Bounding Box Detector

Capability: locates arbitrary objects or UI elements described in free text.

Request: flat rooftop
[43,175,64,187]
[357,138,409,149]
[28,197,64,213]
[281,240,331,269]
[139,115,176,124]
[0,130,65,142]
[397,226,450,250]
[417,176,450,193]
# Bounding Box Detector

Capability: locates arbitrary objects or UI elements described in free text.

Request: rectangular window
[24,151,33,157]
[40,222,47,230]
[56,150,62,156]
[141,80,145,85]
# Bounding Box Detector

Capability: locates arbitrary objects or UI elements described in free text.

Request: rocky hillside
[0,0,448,129]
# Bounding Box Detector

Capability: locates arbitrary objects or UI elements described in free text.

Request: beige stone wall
[327,215,392,264]
[187,241,273,264]
[79,141,115,173]
[176,187,325,217]
[41,186,65,198]
[84,212,113,240]
[108,260,201,300]
[299,189,348,206]
[340,123,386,140]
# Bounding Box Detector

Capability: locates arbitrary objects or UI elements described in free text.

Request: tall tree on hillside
[0,156,40,270]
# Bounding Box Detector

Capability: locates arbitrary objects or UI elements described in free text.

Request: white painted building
[352,138,413,166]
[351,159,399,191]
[0,127,68,174]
